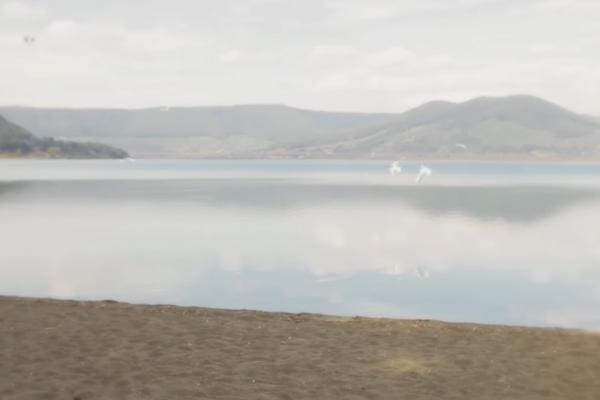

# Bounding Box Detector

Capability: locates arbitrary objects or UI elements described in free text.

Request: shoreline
[2,295,599,399]
[0,294,590,333]
[2,154,600,163]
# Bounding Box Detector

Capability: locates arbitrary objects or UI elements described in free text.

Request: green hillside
[0,115,129,159]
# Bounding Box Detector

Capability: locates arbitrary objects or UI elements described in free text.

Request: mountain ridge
[301,95,600,159]
[1,95,599,159]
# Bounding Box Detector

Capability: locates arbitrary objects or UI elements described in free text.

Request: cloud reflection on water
[1,193,600,329]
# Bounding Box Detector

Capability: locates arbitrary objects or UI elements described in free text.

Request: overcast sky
[1,0,599,113]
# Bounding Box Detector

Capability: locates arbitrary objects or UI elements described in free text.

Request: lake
[1,159,600,330]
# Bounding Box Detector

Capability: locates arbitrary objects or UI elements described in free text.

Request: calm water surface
[2,159,600,330]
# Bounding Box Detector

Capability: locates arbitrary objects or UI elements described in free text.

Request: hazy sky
[1,0,599,113]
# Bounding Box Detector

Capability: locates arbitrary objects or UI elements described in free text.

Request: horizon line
[0,93,591,115]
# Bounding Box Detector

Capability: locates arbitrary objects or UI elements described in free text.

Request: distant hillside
[0,115,128,159]
[298,95,600,159]
[0,105,394,158]
[2,96,600,159]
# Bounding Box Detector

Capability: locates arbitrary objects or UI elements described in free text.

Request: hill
[298,95,600,159]
[0,105,394,158]
[0,115,129,159]
[2,96,599,159]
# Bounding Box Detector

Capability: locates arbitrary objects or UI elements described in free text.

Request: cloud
[350,5,396,19]
[43,20,122,51]
[530,43,559,55]
[310,75,345,91]
[2,197,600,287]
[537,0,579,9]
[125,30,200,53]
[306,39,600,114]
[330,3,397,20]
[0,1,46,20]
[0,0,598,113]
[310,46,450,92]
[310,45,358,58]
[365,46,415,67]
[219,49,242,63]
[42,20,199,54]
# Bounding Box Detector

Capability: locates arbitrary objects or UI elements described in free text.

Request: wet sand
[1,296,599,399]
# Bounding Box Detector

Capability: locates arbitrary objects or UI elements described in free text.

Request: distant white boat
[126,157,136,162]
[455,143,468,150]
[415,164,432,183]
[389,161,402,175]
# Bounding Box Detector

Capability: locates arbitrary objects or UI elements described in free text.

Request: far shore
[2,154,600,163]
[2,295,599,399]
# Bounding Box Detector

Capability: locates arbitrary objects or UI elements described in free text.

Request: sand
[1,296,599,399]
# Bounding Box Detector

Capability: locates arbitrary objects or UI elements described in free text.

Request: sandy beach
[1,296,599,399]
